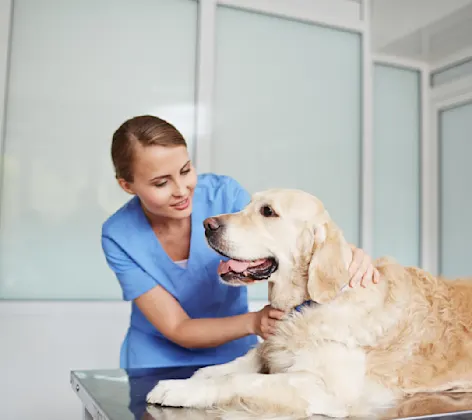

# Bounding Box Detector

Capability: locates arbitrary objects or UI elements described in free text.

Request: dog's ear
[307,221,350,304]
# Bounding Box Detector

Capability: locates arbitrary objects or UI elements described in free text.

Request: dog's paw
[147,379,215,408]
[147,380,185,406]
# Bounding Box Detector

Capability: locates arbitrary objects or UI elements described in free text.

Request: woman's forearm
[174,312,256,349]
[135,285,258,349]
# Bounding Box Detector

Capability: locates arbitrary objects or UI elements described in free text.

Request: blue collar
[293,300,316,313]
[292,284,349,313]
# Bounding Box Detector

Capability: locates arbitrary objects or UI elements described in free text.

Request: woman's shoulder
[195,172,247,196]
[195,172,250,213]
[102,195,140,238]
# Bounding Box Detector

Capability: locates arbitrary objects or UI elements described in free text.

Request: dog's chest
[258,333,297,374]
[256,311,337,374]
[257,306,376,374]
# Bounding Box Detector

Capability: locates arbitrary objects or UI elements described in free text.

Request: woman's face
[118,144,198,221]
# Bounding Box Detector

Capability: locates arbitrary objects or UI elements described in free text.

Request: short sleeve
[101,235,158,301]
[227,177,251,213]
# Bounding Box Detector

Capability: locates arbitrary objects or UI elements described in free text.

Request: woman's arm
[135,285,284,349]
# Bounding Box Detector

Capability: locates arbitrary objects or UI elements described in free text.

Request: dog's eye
[260,205,278,218]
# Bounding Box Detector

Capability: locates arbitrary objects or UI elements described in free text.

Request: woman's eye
[260,205,278,218]
[181,168,191,175]
[155,182,167,188]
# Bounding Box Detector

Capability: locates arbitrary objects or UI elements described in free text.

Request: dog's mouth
[216,256,278,284]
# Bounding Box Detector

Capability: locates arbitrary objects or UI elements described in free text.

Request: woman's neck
[142,206,190,233]
[154,217,190,234]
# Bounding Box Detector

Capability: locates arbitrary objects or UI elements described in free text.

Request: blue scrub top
[101,173,258,369]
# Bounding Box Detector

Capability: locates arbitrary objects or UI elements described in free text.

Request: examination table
[71,366,472,420]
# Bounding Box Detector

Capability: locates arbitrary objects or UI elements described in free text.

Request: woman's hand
[348,245,380,288]
[251,305,285,340]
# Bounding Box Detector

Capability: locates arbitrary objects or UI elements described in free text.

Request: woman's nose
[173,182,186,197]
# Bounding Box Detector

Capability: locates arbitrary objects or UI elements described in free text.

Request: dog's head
[203,189,353,311]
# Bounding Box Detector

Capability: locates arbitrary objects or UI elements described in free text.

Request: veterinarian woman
[101,115,380,369]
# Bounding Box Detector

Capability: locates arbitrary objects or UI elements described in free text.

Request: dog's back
[366,260,472,395]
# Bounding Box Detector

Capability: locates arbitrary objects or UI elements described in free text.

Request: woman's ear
[117,178,135,195]
[307,222,350,304]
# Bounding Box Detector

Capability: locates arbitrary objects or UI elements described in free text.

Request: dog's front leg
[190,348,261,379]
[147,372,349,418]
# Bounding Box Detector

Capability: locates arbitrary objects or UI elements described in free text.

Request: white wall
[0,302,130,420]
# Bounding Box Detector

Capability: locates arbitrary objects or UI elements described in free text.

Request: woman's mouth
[171,198,190,211]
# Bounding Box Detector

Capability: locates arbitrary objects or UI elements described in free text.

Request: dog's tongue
[217,259,266,275]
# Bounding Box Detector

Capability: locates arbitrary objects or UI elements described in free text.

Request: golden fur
[147,189,472,418]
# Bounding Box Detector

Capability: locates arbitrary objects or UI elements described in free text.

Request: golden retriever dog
[146,189,472,418]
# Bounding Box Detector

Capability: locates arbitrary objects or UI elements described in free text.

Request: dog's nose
[203,217,221,234]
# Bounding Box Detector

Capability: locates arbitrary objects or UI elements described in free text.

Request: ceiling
[371,0,472,67]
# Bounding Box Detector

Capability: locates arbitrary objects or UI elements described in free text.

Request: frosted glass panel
[213,6,361,300]
[0,0,197,299]
[373,65,420,266]
[439,101,472,278]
